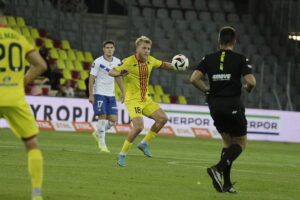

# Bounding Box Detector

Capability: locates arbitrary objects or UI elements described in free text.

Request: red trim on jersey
[135,54,149,101]
[135,54,149,63]
[135,54,143,62]
[141,65,146,101]
[143,63,148,100]
[25,49,36,58]
[159,61,164,68]
[138,62,144,101]
[138,62,148,102]
[22,134,37,141]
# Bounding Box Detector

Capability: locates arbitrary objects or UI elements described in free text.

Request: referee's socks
[215,144,242,172]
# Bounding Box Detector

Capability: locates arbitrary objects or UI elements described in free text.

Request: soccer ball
[172,54,189,71]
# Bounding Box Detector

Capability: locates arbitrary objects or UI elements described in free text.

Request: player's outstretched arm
[88,75,96,104]
[115,76,126,103]
[24,51,47,84]
[190,70,209,93]
[243,74,256,93]
[109,68,129,77]
[159,62,174,70]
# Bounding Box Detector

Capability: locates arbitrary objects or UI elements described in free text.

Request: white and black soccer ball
[172,54,189,71]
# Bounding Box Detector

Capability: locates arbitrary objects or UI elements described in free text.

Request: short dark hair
[0,0,5,15]
[102,40,115,48]
[219,26,236,45]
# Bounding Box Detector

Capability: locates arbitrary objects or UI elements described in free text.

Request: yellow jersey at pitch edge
[0,26,35,106]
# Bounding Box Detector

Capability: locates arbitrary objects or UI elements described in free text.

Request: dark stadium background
[1,1,300,200]
[3,0,299,111]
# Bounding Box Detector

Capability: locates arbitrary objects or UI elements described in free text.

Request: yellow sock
[28,149,43,189]
[120,140,133,154]
[142,130,157,144]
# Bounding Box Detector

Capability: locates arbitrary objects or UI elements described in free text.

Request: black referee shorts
[208,96,247,137]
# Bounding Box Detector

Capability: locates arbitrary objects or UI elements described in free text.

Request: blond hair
[135,36,152,47]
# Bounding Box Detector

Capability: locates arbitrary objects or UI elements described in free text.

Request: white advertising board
[0,96,300,143]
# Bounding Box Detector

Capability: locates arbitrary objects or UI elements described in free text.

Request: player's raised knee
[157,115,168,125]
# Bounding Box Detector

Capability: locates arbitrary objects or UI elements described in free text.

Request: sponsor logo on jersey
[212,74,231,81]
[99,64,110,72]
[0,83,18,87]
[2,76,11,82]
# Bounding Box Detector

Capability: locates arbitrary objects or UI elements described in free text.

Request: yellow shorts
[0,103,39,139]
[125,98,161,120]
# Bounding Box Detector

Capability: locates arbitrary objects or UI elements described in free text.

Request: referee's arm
[190,70,209,93]
[243,74,256,93]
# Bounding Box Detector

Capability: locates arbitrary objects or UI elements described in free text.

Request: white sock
[32,188,42,198]
[141,140,148,144]
[97,120,108,147]
[105,120,115,131]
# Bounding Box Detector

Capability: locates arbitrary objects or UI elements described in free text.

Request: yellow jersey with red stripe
[114,55,162,102]
[0,26,35,106]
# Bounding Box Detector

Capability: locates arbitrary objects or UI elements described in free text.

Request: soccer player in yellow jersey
[0,2,47,200]
[109,36,186,166]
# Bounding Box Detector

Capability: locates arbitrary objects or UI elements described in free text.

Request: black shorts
[208,96,247,137]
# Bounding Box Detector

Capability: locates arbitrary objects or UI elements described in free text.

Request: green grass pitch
[0,128,300,200]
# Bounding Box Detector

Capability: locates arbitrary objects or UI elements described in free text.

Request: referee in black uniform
[190,26,256,193]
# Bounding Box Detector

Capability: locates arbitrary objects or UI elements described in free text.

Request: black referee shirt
[196,49,253,97]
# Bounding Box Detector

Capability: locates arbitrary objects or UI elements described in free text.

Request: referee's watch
[204,90,210,96]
